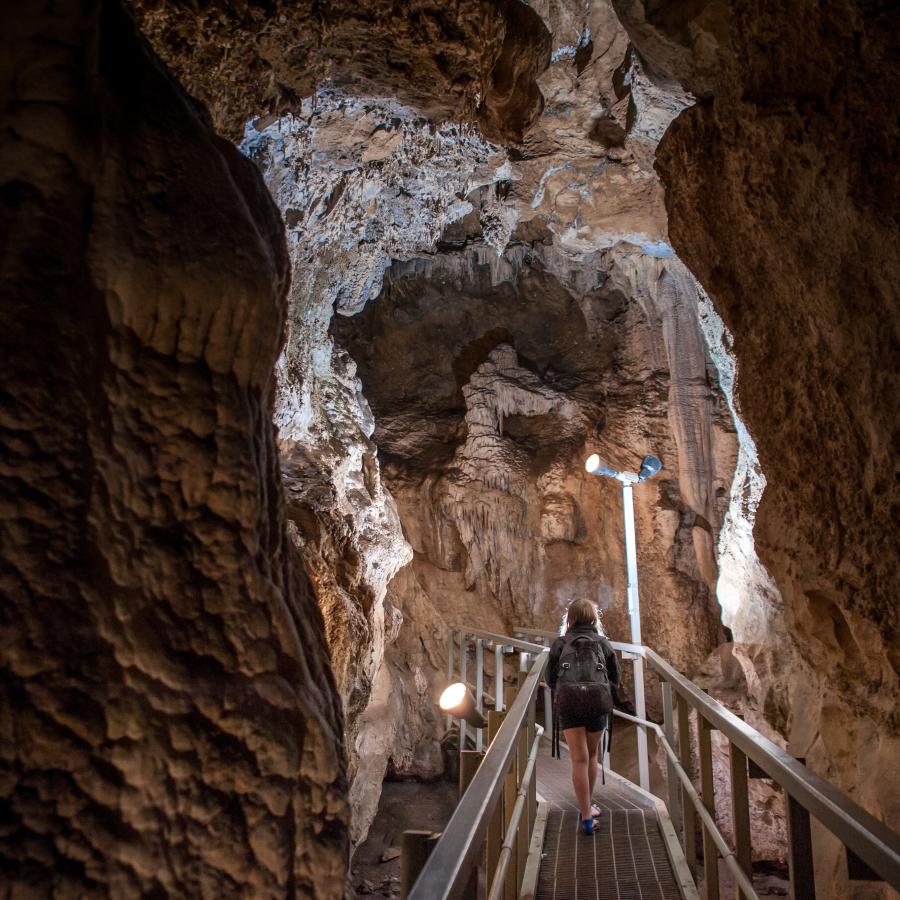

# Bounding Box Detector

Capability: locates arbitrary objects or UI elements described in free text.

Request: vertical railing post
[526,692,537,842]
[459,750,484,900]
[699,716,720,900]
[514,712,528,895]
[446,629,455,730]
[677,694,697,871]
[787,794,816,900]
[633,654,650,791]
[729,742,752,898]
[495,643,505,712]
[475,639,484,752]
[503,746,518,900]
[401,830,439,900]
[459,632,468,751]
[486,710,506,888]
[661,681,682,826]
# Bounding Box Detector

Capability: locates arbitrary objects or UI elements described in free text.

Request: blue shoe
[581,817,594,836]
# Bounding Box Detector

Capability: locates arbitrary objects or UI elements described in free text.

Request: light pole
[585,452,662,791]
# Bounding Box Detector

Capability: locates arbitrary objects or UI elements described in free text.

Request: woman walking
[547,598,620,835]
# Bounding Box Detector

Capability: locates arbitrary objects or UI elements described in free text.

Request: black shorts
[556,684,609,733]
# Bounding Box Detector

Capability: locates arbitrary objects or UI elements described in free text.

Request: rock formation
[611,0,900,882]
[0,2,348,896]
[239,93,521,843]
[133,0,551,144]
[334,237,738,797]
[3,0,897,895]
[1,0,556,890]
[135,0,771,856]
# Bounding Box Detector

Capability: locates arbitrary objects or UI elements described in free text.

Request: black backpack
[551,633,616,762]
[556,633,614,714]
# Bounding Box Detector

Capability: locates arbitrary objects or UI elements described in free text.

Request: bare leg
[586,729,603,811]
[563,727,591,820]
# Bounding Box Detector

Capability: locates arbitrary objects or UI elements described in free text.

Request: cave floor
[352,778,458,897]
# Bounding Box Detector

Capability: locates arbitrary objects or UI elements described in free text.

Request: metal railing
[408,629,548,900]
[641,647,900,898]
[514,627,900,897]
[409,626,900,900]
[614,707,760,899]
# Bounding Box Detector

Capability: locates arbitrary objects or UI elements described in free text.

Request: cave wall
[333,239,738,786]
[240,96,526,846]
[0,2,348,895]
[70,0,898,886]
[612,0,900,879]
[131,0,556,851]
[133,0,551,144]
[229,0,754,849]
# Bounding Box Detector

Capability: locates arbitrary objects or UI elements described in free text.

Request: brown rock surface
[334,239,738,777]
[132,0,551,143]
[1,2,346,896]
[612,0,900,867]
[222,0,757,851]
[7,0,897,893]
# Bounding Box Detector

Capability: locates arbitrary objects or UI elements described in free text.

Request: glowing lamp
[439,682,486,729]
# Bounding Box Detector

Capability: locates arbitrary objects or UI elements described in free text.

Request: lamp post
[585,452,662,791]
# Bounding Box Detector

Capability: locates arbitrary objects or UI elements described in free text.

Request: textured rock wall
[334,239,738,781]
[120,0,896,880]
[0,2,348,896]
[613,0,900,886]
[240,95,526,846]
[132,0,551,143]
[131,0,557,855]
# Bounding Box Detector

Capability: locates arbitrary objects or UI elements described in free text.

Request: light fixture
[439,682,487,729]
[637,455,662,482]
[583,450,662,791]
[585,453,662,484]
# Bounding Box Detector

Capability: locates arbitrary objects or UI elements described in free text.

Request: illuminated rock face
[130,0,761,855]
[236,11,745,845]
[334,239,741,803]
[241,94,521,844]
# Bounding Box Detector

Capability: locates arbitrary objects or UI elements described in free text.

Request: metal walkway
[534,743,684,900]
[407,627,900,900]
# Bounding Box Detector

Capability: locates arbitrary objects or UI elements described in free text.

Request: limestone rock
[132,0,551,143]
[335,240,738,765]
[241,91,528,846]
[613,0,900,868]
[1,2,347,896]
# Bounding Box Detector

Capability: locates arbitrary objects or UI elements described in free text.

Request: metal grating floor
[535,744,683,900]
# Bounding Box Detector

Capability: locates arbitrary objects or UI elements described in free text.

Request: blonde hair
[566,598,599,630]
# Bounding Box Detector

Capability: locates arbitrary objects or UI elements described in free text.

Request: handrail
[642,648,900,888]
[613,708,760,900]
[515,625,900,890]
[513,626,557,641]
[486,724,544,900]
[438,626,900,896]
[464,628,547,655]
[513,626,645,656]
[409,642,549,899]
